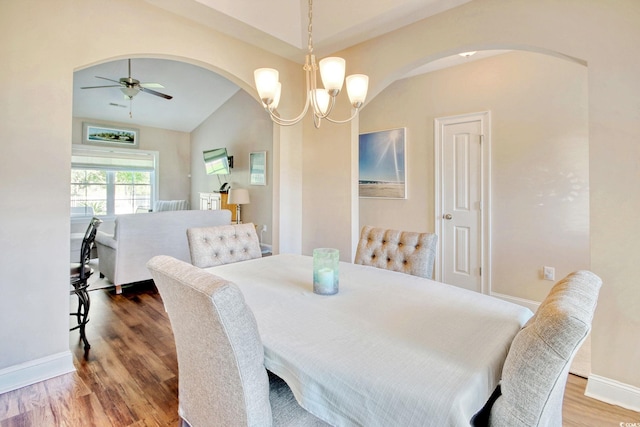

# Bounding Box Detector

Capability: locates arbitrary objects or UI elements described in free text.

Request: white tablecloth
[205,254,532,427]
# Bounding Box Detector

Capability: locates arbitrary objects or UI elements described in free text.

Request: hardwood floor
[0,282,638,426]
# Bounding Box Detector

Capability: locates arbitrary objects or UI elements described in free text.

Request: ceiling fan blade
[140,82,165,89]
[139,86,173,100]
[94,76,123,85]
[81,85,121,89]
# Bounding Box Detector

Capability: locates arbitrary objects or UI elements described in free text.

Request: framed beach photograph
[83,122,139,148]
[249,151,267,185]
[359,128,406,199]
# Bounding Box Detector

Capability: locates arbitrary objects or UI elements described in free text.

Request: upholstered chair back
[147,255,272,427]
[187,223,262,268]
[488,270,602,427]
[148,255,330,427]
[354,225,438,278]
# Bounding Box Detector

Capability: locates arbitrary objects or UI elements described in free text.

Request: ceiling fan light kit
[254,0,369,128]
[120,85,139,99]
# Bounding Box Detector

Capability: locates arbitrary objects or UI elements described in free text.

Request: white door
[435,113,489,293]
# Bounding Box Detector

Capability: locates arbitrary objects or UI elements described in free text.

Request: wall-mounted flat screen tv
[203,147,231,175]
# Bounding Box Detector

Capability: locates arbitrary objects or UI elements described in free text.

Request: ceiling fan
[81,59,173,100]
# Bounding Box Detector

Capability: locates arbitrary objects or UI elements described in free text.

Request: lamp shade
[227,188,250,205]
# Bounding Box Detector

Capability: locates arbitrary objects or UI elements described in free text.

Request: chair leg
[70,282,91,350]
[78,287,91,350]
[70,297,82,325]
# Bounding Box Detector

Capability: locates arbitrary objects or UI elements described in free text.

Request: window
[71,146,158,217]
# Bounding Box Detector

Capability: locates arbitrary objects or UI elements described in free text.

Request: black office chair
[70,217,102,350]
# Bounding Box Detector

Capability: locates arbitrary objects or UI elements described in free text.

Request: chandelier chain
[307,0,313,54]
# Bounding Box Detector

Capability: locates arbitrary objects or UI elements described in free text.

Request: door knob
[443,214,453,220]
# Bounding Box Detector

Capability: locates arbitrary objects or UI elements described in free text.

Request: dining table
[204,254,533,427]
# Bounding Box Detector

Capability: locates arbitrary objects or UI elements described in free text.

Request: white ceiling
[74,0,488,132]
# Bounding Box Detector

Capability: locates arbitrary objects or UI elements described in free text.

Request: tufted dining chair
[354,225,438,279]
[147,255,329,427]
[186,223,262,268]
[472,270,602,427]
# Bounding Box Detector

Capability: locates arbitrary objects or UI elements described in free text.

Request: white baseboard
[491,291,540,313]
[0,351,75,394]
[586,374,640,412]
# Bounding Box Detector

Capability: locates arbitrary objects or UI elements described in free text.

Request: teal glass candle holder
[313,248,339,295]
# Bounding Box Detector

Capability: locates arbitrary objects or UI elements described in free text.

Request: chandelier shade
[314,89,330,115]
[346,74,369,108]
[254,68,279,105]
[319,57,345,95]
[253,0,369,128]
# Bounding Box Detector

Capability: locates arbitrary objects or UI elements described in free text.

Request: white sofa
[95,209,231,292]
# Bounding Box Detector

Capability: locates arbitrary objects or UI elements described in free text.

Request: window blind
[72,146,157,171]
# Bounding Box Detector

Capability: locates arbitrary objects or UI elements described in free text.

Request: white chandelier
[254,0,369,128]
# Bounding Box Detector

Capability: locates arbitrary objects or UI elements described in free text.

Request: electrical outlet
[260,224,267,232]
[543,266,555,281]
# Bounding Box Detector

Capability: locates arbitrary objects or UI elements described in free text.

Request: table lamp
[227,188,250,224]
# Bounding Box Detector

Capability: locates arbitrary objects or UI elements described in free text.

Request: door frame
[434,111,492,294]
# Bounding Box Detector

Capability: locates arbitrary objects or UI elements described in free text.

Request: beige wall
[191,90,274,243]
[301,107,359,261]
[359,51,590,303]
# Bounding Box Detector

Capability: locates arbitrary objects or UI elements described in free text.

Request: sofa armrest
[95,231,117,250]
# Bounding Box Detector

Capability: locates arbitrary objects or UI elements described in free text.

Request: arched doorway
[70,56,274,281]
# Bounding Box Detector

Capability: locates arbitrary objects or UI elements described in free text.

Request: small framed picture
[82,122,139,148]
[249,151,267,186]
